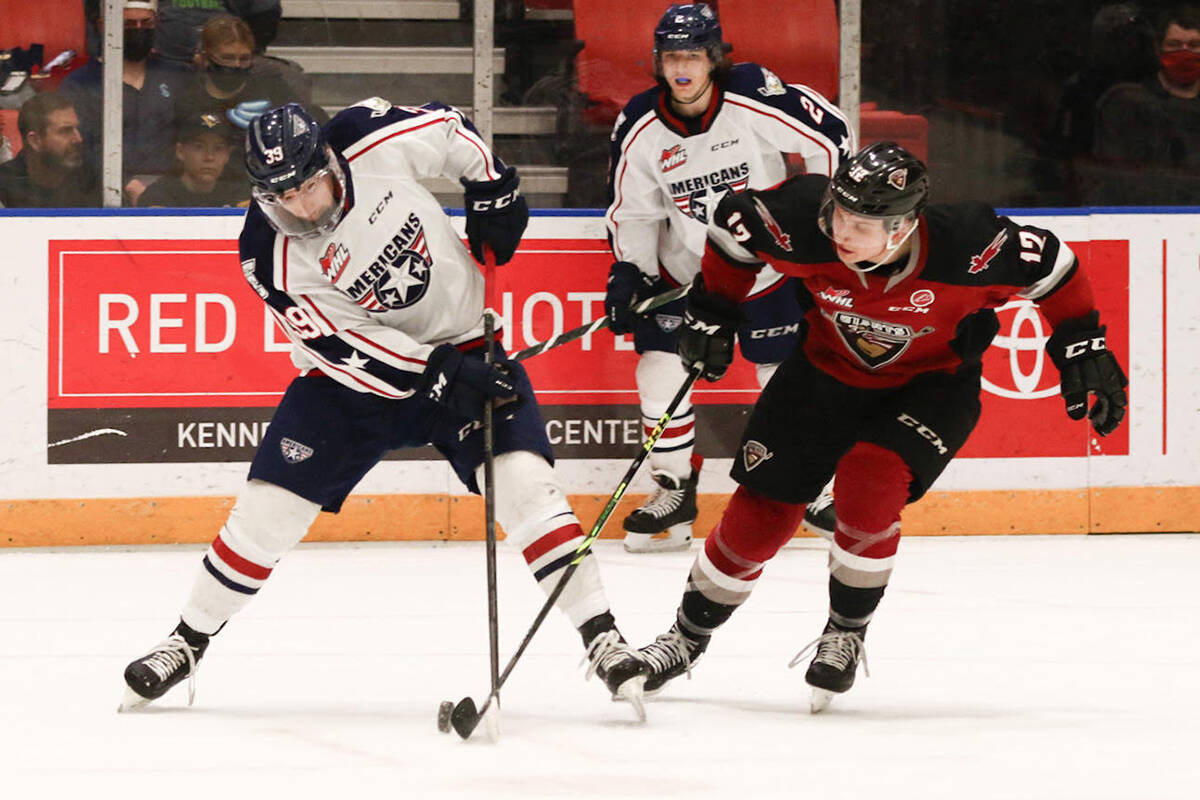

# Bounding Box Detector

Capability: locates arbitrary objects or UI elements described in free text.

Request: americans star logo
[839,134,852,156]
[377,254,429,306]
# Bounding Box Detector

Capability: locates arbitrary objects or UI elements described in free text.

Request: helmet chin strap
[843,219,919,274]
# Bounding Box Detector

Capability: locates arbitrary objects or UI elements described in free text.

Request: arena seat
[0,0,87,64]
[572,0,665,125]
[0,108,21,157]
[718,0,929,162]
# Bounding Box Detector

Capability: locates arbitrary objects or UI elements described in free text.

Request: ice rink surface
[3,533,1198,799]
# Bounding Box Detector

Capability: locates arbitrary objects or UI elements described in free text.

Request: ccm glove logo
[469,188,520,213]
[1063,335,1106,360]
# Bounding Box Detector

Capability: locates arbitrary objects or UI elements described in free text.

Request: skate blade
[614,675,648,722]
[118,686,152,713]
[622,523,693,553]
[809,687,835,714]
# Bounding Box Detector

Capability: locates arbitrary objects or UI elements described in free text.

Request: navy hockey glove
[421,344,520,423]
[678,277,742,382]
[1046,311,1128,437]
[462,166,529,265]
[605,261,658,335]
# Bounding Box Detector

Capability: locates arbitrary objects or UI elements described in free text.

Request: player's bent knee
[835,443,911,532]
[636,350,690,410]
[482,451,574,550]
[223,479,322,561]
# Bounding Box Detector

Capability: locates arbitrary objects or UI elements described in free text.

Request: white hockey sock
[485,451,611,628]
[181,480,320,635]
[637,350,695,479]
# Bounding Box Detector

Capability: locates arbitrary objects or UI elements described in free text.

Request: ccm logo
[749,323,800,339]
[686,318,722,335]
[470,189,519,212]
[1064,336,1106,359]
[898,412,948,454]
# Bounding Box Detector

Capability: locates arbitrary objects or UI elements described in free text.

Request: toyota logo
[981,299,1059,400]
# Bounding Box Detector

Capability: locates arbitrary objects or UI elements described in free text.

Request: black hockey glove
[604,261,658,335]
[678,277,742,382]
[421,343,521,424]
[462,166,529,265]
[1046,311,1128,437]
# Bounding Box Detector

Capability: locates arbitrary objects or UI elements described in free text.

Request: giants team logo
[280,437,314,463]
[660,145,687,172]
[319,242,351,280]
[887,169,908,190]
[969,229,1008,274]
[742,440,774,471]
[345,212,433,311]
[827,310,934,369]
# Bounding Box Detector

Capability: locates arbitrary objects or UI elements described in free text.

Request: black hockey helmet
[827,141,930,219]
[653,3,724,60]
[819,142,930,272]
[245,102,347,239]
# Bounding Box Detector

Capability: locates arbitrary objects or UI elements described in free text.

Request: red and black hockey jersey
[702,174,1095,388]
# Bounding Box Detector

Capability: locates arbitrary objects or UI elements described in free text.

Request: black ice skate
[583,629,649,721]
[801,491,836,541]
[622,460,701,553]
[119,622,210,712]
[638,622,710,694]
[789,620,869,713]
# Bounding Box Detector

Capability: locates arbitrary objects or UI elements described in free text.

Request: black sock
[828,576,885,629]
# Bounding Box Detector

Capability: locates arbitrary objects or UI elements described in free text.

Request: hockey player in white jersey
[119,100,648,717]
[605,3,852,552]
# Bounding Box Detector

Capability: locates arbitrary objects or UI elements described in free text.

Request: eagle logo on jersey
[968,229,1008,274]
[660,145,688,172]
[756,68,787,97]
[827,310,934,369]
[344,212,433,311]
[753,197,792,251]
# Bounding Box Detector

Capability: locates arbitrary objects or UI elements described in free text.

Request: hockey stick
[482,251,501,722]
[509,283,690,362]
[440,361,705,740]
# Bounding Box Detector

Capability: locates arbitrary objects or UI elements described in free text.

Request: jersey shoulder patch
[324,99,440,154]
[724,62,790,99]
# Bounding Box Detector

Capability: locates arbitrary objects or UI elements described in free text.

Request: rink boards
[1,208,1197,545]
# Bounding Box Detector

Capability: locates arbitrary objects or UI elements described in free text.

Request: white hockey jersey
[239,98,506,400]
[606,63,854,296]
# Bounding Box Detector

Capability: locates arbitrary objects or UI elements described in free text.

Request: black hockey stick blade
[450,696,480,739]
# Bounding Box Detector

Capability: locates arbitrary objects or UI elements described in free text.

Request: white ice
[3,534,1198,799]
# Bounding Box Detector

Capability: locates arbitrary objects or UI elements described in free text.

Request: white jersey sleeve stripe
[345,117,447,163]
[724,96,839,176]
[345,328,427,367]
[1019,241,1078,301]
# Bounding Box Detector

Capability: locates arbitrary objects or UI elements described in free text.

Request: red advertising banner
[47,235,1129,462]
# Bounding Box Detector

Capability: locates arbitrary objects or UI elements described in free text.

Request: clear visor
[817,189,919,274]
[252,150,348,240]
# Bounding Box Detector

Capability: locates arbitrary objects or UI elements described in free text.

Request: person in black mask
[61,0,189,205]
[176,15,326,183]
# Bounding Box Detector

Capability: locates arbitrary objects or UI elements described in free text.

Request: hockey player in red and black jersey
[604,3,852,553]
[636,141,1128,712]
[118,100,648,719]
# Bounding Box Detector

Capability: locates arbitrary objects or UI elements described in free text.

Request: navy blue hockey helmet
[245,102,347,239]
[653,3,724,60]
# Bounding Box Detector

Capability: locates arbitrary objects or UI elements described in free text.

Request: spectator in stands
[63,0,189,206]
[137,110,246,207]
[176,15,325,182]
[1088,3,1200,203]
[87,1,282,63]
[0,93,100,208]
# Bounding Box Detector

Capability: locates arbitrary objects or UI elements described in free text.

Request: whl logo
[319,242,350,280]
[817,287,853,308]
[660,145,687,172]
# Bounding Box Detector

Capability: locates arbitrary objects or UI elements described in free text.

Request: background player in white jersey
[119,100,647,716]
[636,141,1128,712]
[604,3,853,552]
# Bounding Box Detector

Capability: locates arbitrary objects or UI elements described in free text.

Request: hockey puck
[437,700,454,733]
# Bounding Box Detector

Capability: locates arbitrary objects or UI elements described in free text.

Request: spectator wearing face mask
[1089,3,1200,203]
[174,15,326,183]
[137,110,246,207]
[61,0,189,205]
